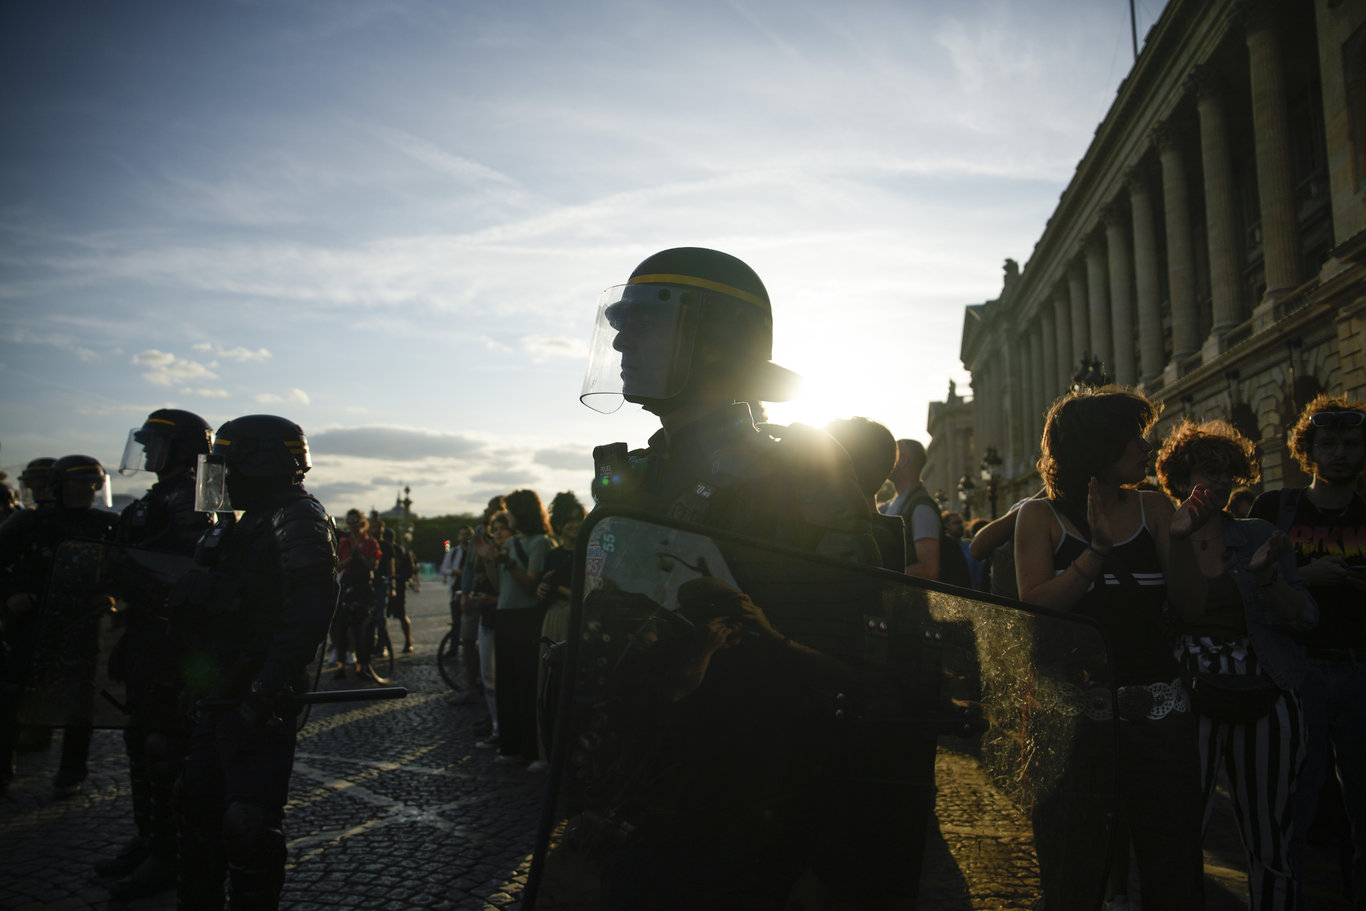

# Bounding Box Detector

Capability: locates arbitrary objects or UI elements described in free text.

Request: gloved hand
[238,681,289,728]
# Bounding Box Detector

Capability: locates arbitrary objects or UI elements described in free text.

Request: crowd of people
[434,489,583,774]
[0,244,1362,910]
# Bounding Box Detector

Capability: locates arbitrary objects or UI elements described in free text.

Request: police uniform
[0,474,118,791]
[174,416,337,910]
[571,249,887,909]
[97,469,216,890]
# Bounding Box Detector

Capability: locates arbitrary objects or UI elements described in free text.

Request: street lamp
[400,485,413,544]
[957,473,976,520]
[979,447,1003,519]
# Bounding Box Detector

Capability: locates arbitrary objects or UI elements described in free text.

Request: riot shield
[527,509,1118,910]
[8,539,195,730]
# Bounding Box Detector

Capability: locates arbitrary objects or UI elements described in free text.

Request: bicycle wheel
[437,630,462,690]
[360,616,396,685]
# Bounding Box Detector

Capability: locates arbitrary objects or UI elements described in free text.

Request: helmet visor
[194,454,233,513]
[119,429,150,475]
[580,284,698,414]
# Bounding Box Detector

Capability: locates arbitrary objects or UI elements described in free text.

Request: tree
[408,513,479,565]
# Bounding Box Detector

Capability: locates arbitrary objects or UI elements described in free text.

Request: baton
[195,686,408,709]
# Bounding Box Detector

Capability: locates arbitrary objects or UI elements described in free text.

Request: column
[1157,121,1199,367]
[1246,1,1301,306]
[1106,204,1137,386]
[1054,291,1073,391]
[1086,236,1112,375]
[1041,303,1058,411]
[1193,65,1244,346]
[1129,167,1163,386]
[1029,323,1045,448]
[1068,265,1089,376]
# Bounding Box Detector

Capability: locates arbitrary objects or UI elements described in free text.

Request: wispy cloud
[255,388,310,405]
[6,329,99,362]
[522,334,586,360]
[534,446,589,472]
[193,343,272,362]
[132,350,218,386]
[309,426,486,462]
[181,387,231,398]
[470,469,538,486]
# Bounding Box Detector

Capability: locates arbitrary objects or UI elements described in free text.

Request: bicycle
[437,629,462,690]
[357,606,395,685]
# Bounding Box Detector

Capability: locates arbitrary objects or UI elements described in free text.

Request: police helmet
[121,408,213,475]
[19,457,57,506]
[211,414,310,478]
[581,247,801,414]
[51,454,112,509]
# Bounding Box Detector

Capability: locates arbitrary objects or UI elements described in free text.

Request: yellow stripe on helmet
[628,273,768,311]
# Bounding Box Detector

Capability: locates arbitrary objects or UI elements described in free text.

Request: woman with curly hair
[1015,385,1215,909]
[1155,419,1316,910]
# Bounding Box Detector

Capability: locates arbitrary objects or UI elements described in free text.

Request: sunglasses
[1309,411,1366,428]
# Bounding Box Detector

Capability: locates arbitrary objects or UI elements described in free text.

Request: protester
[1157,419,1317,911]
[1250,394,1366,908]
[382,527,415,653]
[825,416,906,573]
[333,509,379,679]
[1014,385,1213,909]
[482,489,552,769]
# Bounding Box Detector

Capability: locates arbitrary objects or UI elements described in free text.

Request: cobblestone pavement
[0,582,1354,909]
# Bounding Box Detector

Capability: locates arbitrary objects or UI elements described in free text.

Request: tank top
[1048,497,1180,686]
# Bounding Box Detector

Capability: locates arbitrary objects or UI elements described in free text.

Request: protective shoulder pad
[272,495,337,575]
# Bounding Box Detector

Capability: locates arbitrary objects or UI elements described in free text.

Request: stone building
[946,0,1366,517]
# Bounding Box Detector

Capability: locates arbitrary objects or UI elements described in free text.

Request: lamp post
[979,446,1003,519]
[400,485,413,544]
[957,473,976,521]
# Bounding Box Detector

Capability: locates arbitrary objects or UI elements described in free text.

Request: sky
[0,0,1169,519]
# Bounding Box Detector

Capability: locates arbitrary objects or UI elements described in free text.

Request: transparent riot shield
[527,509,1118,910]
[10,539,195,730]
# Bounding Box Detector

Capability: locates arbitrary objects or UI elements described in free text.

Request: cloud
[194,343,272,362]
[522,334,587,360]
[181,387,231,398]
[305,480,377,503]
[255,388,310,405]
[132,350,219,386]
[6,329,99,362]
[309,426,486,462]
[534,446,590,472]
[469,469,538,486]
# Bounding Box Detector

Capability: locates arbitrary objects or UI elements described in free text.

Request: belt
[1304,647,1366,663]
[1038,677,1189,722]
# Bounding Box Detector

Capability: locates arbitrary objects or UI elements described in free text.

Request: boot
[109,854,177,900]
[94,836,151,878]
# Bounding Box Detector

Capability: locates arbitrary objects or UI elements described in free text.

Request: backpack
[899,486,972,587]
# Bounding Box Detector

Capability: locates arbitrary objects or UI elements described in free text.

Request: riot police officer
[574,248,882,907]
[0,455,117,796]
[16,456,57,509]
[96,409,217,897]
[175,415,337,910]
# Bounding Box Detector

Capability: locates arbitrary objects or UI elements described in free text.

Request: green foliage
[408,513,479,564]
